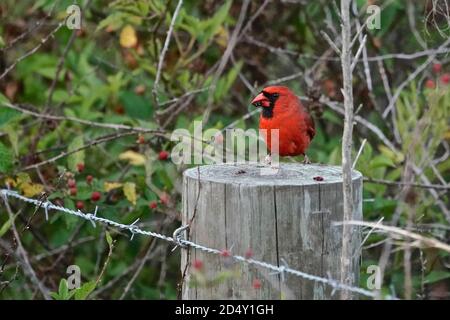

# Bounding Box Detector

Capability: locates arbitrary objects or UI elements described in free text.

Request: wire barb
[270,258,289,282]
[85,206,98,228]
[129,218,140,241]
[41,200,52,221]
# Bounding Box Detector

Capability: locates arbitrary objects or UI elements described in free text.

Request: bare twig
[352,138,367,169]
[202,0,251,126]
[382,36,450,118]
[265,71,304,86]
[2,102,166,135]
[335,221,450,253]
[119,238,160,299]
[157,86,211,112]
[46,0,92,107]
[21,131,138,171]
[2,196,51,299]
[46,32,76,107]
[91,237,115,298]
[339,0,355,300]
[364,177,450,190]
[319,96,398,152]
[350,34,367,71]
[153,0,184,106]
[0,14,71,81]
[320,30,342,55]
[0,1,59,53]
[321,95,450,223]
[377,60,393,101]
[237,0,271,42]
[246,35,450,62]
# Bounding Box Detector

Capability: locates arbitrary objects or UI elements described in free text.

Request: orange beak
[251,93,270,107]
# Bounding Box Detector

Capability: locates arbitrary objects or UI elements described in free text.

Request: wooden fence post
[181,163,363,299]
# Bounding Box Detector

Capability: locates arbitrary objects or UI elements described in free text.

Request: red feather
[252,86,315,157]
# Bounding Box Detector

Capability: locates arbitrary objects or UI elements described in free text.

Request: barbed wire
[1,188,380,299]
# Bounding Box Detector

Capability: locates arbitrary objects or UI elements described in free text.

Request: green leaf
[0,142,13,173]
[322,110,342,126]
[214,61,242,102]
[0,211,20,237]
[0,96,20,128]
[74,281,96,300]
[369,155,396,169]
[119,91,153,119]
[5,126,19,156]
[51,279,74,300]
[67,136,85,172]
[0,92,10,104]
[200,0,232,44]
[59,279,69,296]
[425,271,450,284]
[50,292,61,300]
[105,231,113,247]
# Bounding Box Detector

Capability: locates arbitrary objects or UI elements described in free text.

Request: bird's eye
[272,93,279,98]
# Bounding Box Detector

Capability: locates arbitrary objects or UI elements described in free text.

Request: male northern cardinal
[251,86,315,163]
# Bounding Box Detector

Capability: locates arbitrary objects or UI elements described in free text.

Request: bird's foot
[259,154,280,175]
[303,154,311,164]
[256,154,273,168]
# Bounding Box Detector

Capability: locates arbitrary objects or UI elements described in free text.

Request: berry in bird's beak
[251,92,270,107]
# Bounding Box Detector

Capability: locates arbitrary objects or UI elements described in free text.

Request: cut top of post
[184,163,362,186]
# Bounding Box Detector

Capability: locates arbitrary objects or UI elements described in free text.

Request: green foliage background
[0,0,449,299]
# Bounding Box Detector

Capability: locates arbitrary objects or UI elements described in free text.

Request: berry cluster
[425,63,450,89]
[66,163,101,211]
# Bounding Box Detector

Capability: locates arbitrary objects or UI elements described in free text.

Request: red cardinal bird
[251,86,315,163]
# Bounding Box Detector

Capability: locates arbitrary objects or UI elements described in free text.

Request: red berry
[192,259,203,271]
[245,248,253,259]
[158,150,169,161]
[159,192,170,205]
[67,179,76,188]
[86,175,93,184]
[91,191,101,202]
[149,201,158,209]
[137,135,145,144]
[441,73,450,84]
[76,201,84,210]
[220,249,231,258]
[313,176,324,181]
[425,79,436,89]
[433,63,442,73]
[76,163,85,173]
[114,105,125,114]
[70,187,77,196]
[252,279,262,289]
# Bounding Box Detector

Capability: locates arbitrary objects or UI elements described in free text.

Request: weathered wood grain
[181,163,363,299]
